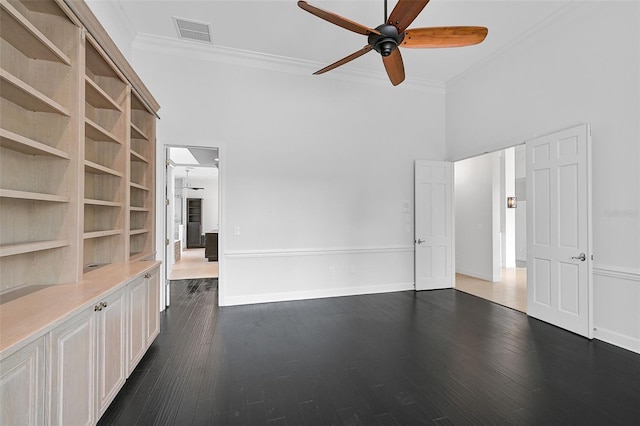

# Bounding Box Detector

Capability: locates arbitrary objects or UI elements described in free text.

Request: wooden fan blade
[298,1,381,36]
[402,26,488,48]
[387,0,430,33]
[382,49,405,86]
[313,45,373,75]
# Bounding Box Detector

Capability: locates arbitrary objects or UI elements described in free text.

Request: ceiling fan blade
[382,49,405,86]
[387,0,430,33]
[298,1,381,36]
[402,26,488,48]
[313,45,373,75]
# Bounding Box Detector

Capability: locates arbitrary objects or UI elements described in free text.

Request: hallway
[169,248,219,280]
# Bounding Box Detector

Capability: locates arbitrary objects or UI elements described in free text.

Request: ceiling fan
[176,169,204,191]
[298,0,488,86]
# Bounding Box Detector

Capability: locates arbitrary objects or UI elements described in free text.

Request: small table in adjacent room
[205,231,218,261]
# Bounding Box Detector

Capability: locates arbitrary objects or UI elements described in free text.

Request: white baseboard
[455,267,497,282]
[221,282,415,306]
[594,327,640,354]
[592,264,640,354]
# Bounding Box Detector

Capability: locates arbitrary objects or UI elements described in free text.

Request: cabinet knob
[144,273,151,279]
[100,301,108,308]
[94,305,102,312]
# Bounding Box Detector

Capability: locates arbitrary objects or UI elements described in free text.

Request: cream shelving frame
[0,0,160,296]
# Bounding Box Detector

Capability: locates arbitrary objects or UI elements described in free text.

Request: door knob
[571,253,586,261]
[416,239,425,245]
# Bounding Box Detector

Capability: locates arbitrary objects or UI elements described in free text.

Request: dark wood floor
[99,279,640,425]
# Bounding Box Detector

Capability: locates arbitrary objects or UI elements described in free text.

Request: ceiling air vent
[173,17,212,43]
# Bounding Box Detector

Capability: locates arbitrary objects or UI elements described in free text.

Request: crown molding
[133,33,445,94]
[446,0,591,89]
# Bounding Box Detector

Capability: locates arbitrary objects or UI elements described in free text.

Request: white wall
[503,148,516,268]
[85,0,135,61]
[447,2,640,352]
[128,37,446,306]
[454,152,501,282]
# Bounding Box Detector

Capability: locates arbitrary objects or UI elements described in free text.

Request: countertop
[0,260,161,358]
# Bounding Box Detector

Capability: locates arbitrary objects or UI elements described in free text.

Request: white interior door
[526,124,592,338]
[164,153,174,307]
[414,161,454,291]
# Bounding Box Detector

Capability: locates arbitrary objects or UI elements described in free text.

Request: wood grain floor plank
[99,283,640,425]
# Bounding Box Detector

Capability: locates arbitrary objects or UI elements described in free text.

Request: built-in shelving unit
[0,1,160,423]
[128,91,155,259]
[0,0,158,295]
[82,36,127,270]
[0,0,80,290]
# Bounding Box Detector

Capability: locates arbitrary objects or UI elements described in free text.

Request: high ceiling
[98,0,574,84]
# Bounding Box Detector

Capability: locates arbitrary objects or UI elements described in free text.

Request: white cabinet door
[48,309,96,426]
[127,276,147,375]
[0,338,45,426]
[95,289,126,417]
[146,266,160,347]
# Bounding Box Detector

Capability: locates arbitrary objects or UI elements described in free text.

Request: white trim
[593,265,640,282]
[455,268,498,283]
[133,33,445,94]
[223,246,414,259]
[222,282,415,307]
[592,264,640,354]
[594,327,640,355]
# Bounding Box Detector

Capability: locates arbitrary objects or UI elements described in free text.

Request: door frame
[158,144,223,310]
[450,124,592,337]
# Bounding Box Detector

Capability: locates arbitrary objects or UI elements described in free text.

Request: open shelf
[85,160,123,177]
[0,189,69,203]
[85,37,120,79]
[129,252,147,261]
[83,229,123,240]
[0,0,71,65]
[0,128,69,159]
[130,149,149,163]
[0,239,69,258]
[85,76,121,111]
[85,118,123,144]
[130,182,150,191]
[84,198,123,207]
[0,69,70,116]
[129,229,149,236]
[130,123,148,141]
[130,206,149,212]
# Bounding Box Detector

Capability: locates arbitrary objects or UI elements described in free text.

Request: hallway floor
[169,248,219,280]
[455,268,527,312]
[98,279,639,425]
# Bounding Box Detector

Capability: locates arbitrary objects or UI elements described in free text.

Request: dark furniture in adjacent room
[205,232,218,261]
[186,198,203,248]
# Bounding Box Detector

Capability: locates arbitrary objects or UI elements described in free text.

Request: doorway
[165,147,220,286]
[453,146,527,312]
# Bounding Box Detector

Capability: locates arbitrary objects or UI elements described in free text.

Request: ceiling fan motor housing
[368,24,405,56]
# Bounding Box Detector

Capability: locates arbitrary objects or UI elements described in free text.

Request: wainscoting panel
[593,265,640,354]
[220,247,414,306]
